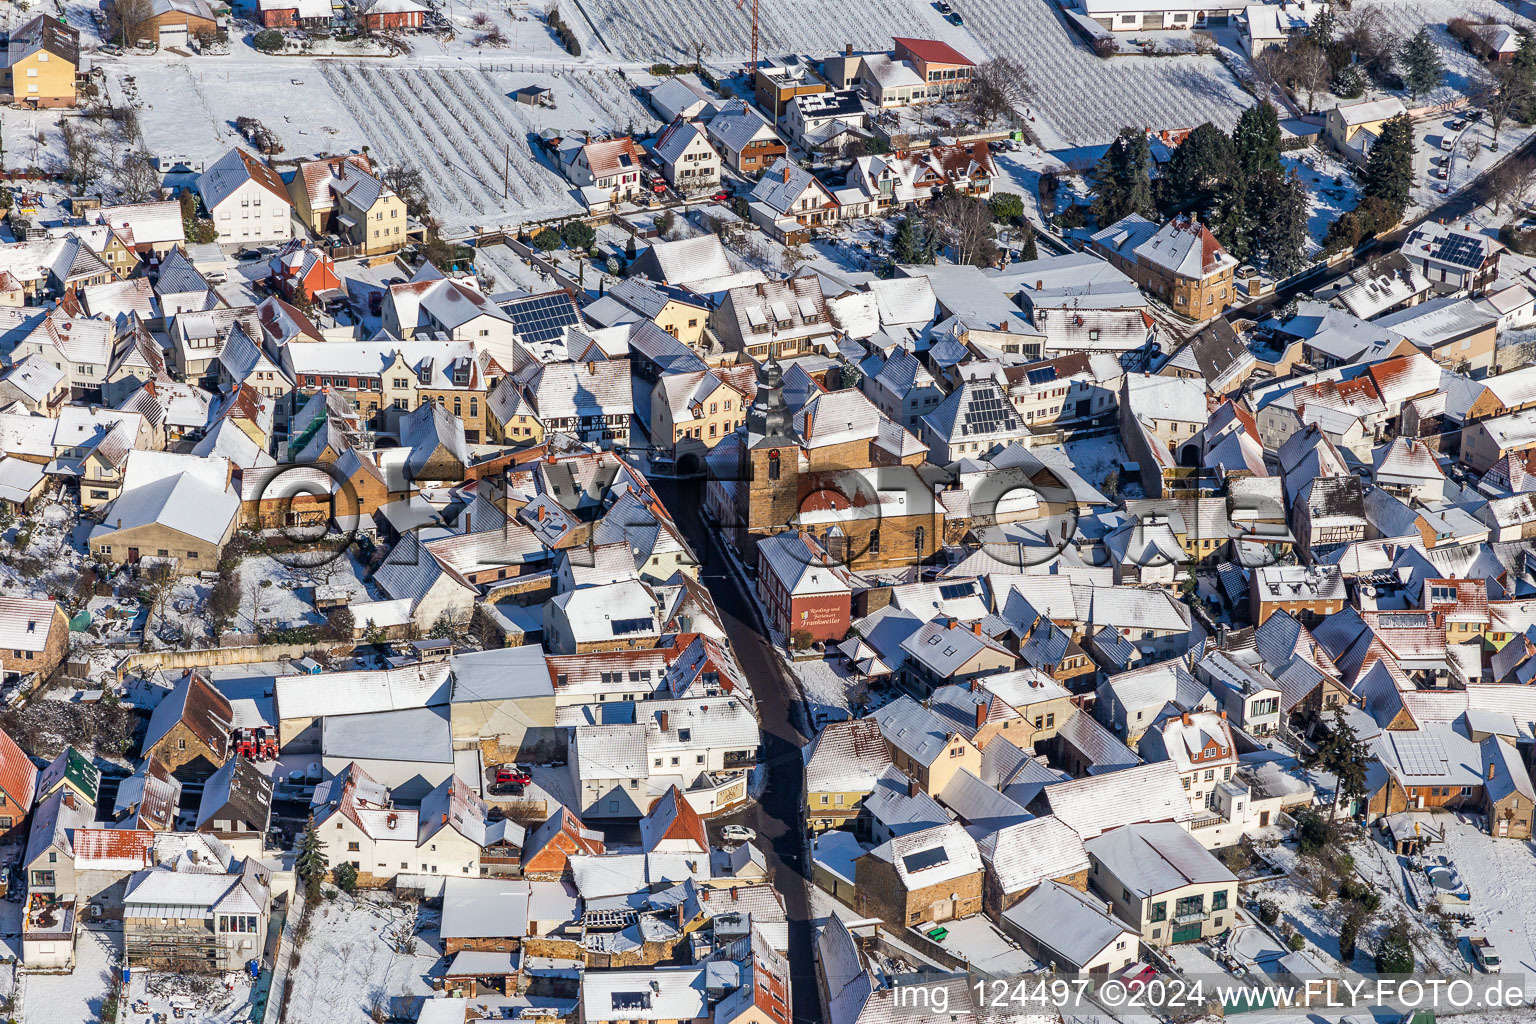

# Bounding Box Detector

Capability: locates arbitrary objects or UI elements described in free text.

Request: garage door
[1171,923,1203,944]
[159,23,189,48]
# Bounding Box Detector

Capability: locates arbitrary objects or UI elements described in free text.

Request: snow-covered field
[104,49,660,236]
[1353,0,1536,109]
[284,894,437,1024]
[956,0,1253,149]
[579,0,963,63]
[1443,817,1536,998]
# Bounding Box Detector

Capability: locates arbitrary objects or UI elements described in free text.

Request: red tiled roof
[0,728,36,809]
[72,827,155,865]
[640,785,709,853]
[892,36,976,67]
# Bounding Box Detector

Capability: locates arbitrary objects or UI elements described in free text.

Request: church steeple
[745,354,793,446]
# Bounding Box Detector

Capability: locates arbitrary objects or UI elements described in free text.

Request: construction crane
[736,0,759,71]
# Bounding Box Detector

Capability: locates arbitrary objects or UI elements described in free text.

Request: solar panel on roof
[611,617,654,635]
[901,846,951,872]
[504,293,581,345]
[938,582,975,600]
[1026,366,1057,386]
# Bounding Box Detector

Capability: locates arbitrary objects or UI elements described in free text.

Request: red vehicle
[651,180,668,195]
[495,765,530,786]
[711,190,729,202]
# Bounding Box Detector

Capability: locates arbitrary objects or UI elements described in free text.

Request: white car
[719,825,757,843]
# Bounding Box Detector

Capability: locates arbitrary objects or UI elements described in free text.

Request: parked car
[719,824,757,843]
[1471,936,1502,973]
[934,0,952,10]
[235,248,262,261]
[947,11,963,24]
[651,180,667,195]
[711,190,730,202]
[495,764,531,786]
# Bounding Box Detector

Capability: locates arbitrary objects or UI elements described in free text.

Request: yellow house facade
[2,16,78,108]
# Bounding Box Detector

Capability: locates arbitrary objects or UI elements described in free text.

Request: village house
[872,696,982,795]
[1091,215,1237,321]
[854,821,983,928]
[1250,563,1347,625]
[140,672,233,782]
[558,137,645,203]
[845,143,996,212]
[753,54,832,121]
[257,0,332,28]
[353,0,430,30]
[1,15,78,108]
[803,718,891,836]
[197,148,294,244]
[707,99,787,177]
[1000,879,1141,975]
[756,530,855,644]
[123,857,271,970]
[1085,822,1238,946]
[748,158,840,241]
[0,595,70,684]
[1324,96,1409,166]
[287,155,415,255]
[856,37,977,107]
[266,241,342,303]
[1137,710,1239,815]
[0,727,38,842]
[653,119,721,193]
[1398,222,1503,297]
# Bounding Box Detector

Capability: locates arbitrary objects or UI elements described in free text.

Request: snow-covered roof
[868,821,982,887]
[1043,761,1198,839]
[1083,821,1235,897]
[978,814,1090,894]
[198,147,291,212]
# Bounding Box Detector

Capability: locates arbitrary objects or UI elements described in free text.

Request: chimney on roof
[702,887,711,901]
[907,774,918,798]
[1489,762,1498,781]
[442,812,448,824]
[537,505,546,522]
[587,361,597,375]
[782,164,791,184]
[971,621,982,636]
[846,43,853,56]
[731,886,739,901]
[1182,712,1191,726]
[1219,710,1227,720]
[974,701,987,729]
[464,512,471,533]
[659,710,669,732]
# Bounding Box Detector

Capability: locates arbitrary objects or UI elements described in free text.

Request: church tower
[740,356,800,537]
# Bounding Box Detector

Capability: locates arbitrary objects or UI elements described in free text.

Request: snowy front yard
[283,894,438,1024]
[1442,816,1536,999]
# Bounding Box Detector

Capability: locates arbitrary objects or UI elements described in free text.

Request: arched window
[767,449,781,481]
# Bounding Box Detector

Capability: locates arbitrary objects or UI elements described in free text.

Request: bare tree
[968,57,1032,127]
[1461,133,1483,167]
[118,149,160,201]
[1290,41,1332,113]
[103,0,154,46]
[1483,64,1529,153]
[687,37,709,70]
[925,193,997,268]
[1489,156,1536,215]
[59,119,102,190]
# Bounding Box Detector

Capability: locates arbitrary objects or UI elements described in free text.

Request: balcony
[1172,909,1209,925]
